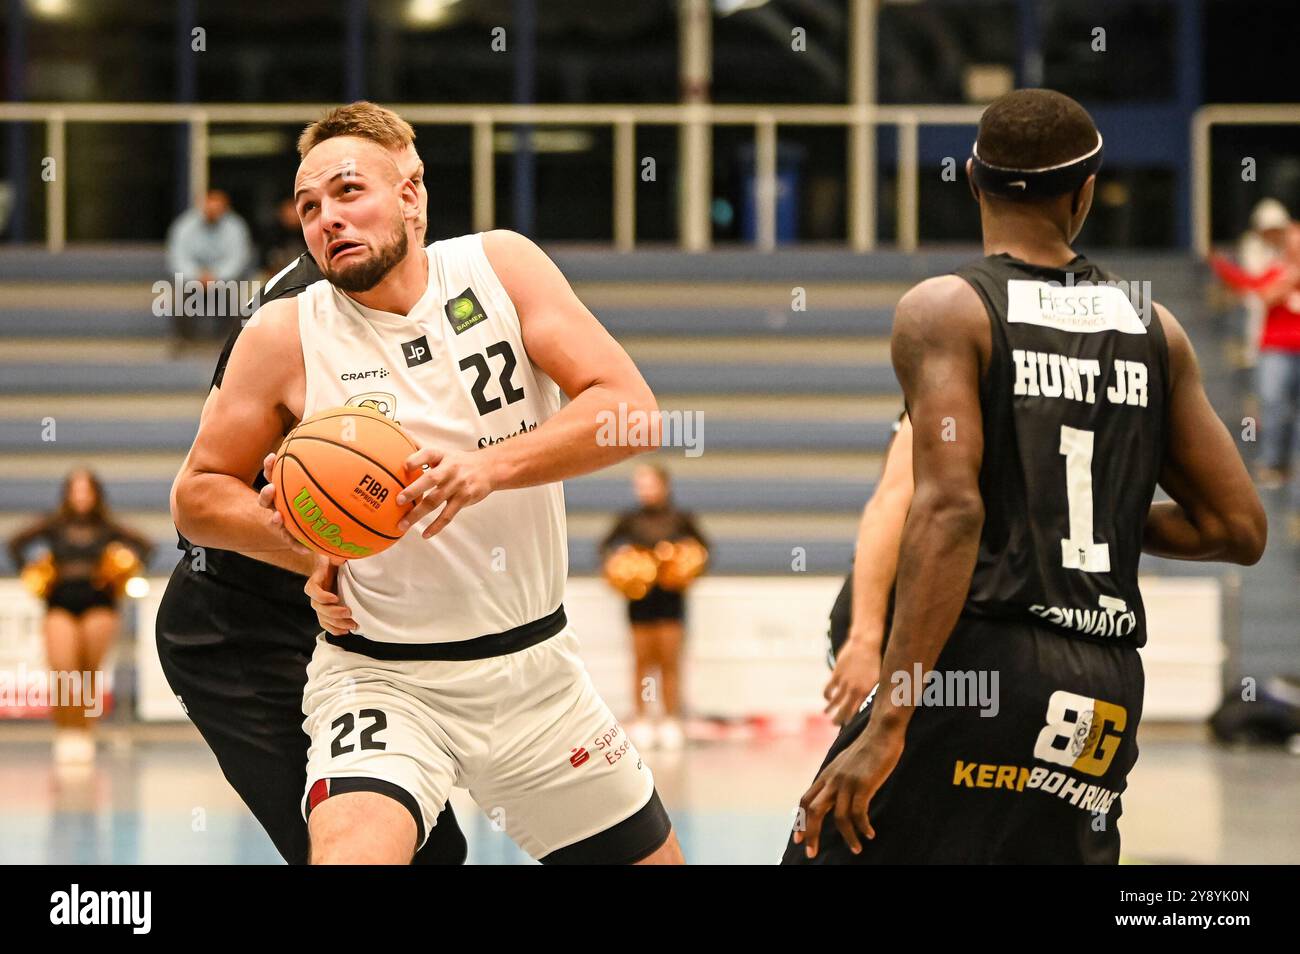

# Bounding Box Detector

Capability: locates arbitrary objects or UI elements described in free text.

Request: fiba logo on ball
[352,474,390,511]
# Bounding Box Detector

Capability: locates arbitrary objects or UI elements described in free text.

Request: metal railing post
[896,114,919,252]
[755,115,778,251]
[472,114,495,233]
[613,115,636,251]
[848,107,875,252]
[45,112,66,252]
[187,111,208,206]
[1191,108,1210,257]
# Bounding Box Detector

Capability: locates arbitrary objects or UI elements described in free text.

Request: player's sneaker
[53,730,94,765]
[628,718,657,751]
[658,718,685,750]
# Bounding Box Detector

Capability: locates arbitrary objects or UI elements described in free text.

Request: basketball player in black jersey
[155,105,467,865]
[784,89,1266,864]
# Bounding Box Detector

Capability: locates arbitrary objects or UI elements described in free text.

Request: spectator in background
[165,188,253,343]
[600,465,708,751]
[1210,199,1300,489]
[7,469,153,765]
[260,197,306,279]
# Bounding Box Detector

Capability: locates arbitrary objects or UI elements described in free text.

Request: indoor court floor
[1,722,1295,865]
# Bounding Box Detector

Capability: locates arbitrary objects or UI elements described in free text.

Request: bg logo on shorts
[950,690,1129,815]
[1033,689,1127,777]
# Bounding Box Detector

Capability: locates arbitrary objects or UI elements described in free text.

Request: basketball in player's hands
[272,406,418,559]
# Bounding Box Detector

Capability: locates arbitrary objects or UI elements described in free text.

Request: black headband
[969,135,1103,199]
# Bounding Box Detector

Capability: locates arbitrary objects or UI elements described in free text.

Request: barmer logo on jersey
[401,335,432,368]
[445,287,487,335]
[340,368,389,381]
[291,488,373,556]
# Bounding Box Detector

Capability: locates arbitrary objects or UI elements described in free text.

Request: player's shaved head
[975,89,1099,174]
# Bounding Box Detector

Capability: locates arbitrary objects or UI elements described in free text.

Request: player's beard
[324,214,409,293]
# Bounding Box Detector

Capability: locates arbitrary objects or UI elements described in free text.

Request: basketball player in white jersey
[173,104,683,864]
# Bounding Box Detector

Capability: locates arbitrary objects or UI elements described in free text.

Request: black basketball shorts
[782,615,1144,864]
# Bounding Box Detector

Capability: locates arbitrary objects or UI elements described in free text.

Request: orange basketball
[273,406,419,559]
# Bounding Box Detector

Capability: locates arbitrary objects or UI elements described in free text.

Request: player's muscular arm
[794,278,987,857]
[173,385,317,576]
[395,231,658,537]
[482,229,658,484]
[871,281,987,733]
[397,230,660,538]
[171,298,308,555]
[1142,304,1267,565]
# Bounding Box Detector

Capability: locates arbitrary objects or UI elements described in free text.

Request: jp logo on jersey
[401,335,432,368]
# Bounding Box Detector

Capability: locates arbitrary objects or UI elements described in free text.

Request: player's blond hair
[297,101,416,159]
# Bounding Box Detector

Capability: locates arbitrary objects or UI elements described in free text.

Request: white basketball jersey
[296,234,567,644]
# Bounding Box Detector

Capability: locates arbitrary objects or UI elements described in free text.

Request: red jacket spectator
[1209,255,1300,352]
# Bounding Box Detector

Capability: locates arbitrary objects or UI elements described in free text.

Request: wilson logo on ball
[292,488,374,557]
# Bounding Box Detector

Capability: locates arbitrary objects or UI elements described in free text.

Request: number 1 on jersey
[1059,425,1111,573]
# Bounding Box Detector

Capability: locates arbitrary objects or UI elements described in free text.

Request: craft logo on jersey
[401,334,432,368]
[445,287,487,335]
[345,391,397,421]
[340,368,389,381]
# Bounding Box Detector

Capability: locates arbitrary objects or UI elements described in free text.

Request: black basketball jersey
[172,253,321,611]
[953,253,1169,648]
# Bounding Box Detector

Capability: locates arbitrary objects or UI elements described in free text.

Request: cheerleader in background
[600,464,709,751]
[7,468,153,764]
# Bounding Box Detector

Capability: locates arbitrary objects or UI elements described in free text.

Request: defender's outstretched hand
[305,554,355,635]
[255,451,311,556]
[823,638,881,726]
[397,447,498,539]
